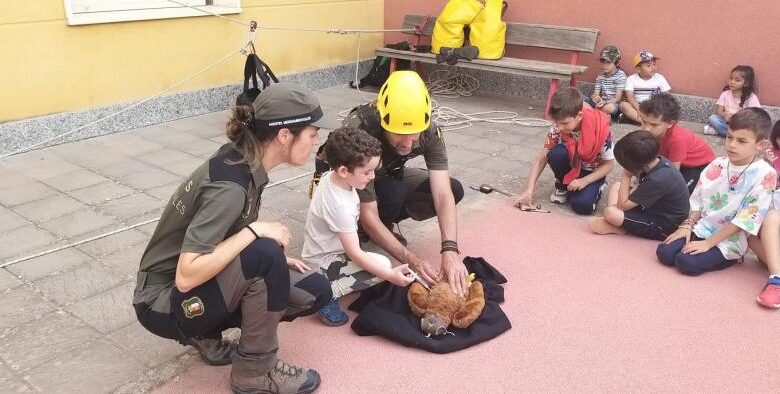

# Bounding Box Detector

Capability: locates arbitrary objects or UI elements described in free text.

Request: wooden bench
[378,14,600,118]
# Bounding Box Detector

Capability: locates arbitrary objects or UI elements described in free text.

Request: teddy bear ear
[407,282,430,317]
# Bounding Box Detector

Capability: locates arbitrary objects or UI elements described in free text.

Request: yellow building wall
[0,0,384,122]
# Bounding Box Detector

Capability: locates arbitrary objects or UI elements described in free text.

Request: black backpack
[349,42,413,89]
[236,53,279,106]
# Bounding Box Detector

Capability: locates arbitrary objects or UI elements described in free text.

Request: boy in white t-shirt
[619,51,672,124]
[302,127,414,326]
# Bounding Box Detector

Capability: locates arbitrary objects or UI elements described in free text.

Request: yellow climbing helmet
[377,71,432,134]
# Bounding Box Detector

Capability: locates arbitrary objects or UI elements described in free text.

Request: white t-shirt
[691,157,776,260]
[717,90,761,115]
[301,172,360,269]
[625,73,671,103]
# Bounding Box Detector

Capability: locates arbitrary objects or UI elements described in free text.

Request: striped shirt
[625,73,671,103]
[594,69,627,101]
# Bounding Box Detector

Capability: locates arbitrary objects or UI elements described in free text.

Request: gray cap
[252,83,331,130]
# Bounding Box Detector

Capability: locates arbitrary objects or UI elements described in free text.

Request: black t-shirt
[629,156,690,231]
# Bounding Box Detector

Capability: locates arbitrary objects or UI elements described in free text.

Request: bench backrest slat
[402,14,599,53]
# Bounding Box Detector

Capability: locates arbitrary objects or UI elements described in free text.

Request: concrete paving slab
[39,168,110,192]
[10,193,86,223]
[118,167,182,191]
[38,207,119,239]
[15,157,83,182]
[68,181,136,205]
[109,322,189,368]
[67,281,136,334]
[92,158,162,179]
[0,180,60,207]
[75,228,148,259]
[175,138,224,160]
[134,126,209,149]
[0,363,33,392]
[0,310,98,372]
[0,268,21,292]
[0,206,29,233]
[98,193,165,221]
[135,149,201,168]
[32,263,125,305]
[6,248,92,282]
[0,225,60,261]
[98,133,164,156]
[24,338,145,393]
[0,286,57,333]
[145,182,180,202]
[100,243,147,278]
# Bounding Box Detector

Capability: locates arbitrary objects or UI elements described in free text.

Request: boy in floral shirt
[657,108,776,281]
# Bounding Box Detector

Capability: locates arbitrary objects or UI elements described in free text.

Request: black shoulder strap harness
[236,53,279,106]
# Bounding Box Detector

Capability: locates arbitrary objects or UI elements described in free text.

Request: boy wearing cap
[619,50,672,124]
[584,45,627,118]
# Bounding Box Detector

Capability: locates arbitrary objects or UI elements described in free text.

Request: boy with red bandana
[515,88,615,215]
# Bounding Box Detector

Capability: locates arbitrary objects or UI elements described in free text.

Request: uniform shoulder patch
[181,296,205,318]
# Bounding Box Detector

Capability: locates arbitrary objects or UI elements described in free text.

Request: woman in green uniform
[133,83,331,394]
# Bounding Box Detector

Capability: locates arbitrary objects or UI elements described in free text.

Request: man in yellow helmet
[315,71,468,313]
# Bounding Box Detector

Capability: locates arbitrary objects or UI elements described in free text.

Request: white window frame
[63,0,242,26]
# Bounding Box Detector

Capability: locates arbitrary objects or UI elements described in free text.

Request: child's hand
[513,189,533,207]
[286,257,311,273]
[568,179,588,191]
[387,264,415,287]
[663,226,691,244]
[682,240,713,255]
[248,222,290,249]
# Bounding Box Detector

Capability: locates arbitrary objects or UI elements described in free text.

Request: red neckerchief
[562,108,611,184]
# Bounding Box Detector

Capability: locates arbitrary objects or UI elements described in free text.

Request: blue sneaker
[318,298,348,326]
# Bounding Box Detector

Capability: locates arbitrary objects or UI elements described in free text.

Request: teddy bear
[407,275,485,337]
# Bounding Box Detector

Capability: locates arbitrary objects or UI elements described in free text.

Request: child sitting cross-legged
[588,130,690,240]
[657,108,776,277]
[302,127,414,326]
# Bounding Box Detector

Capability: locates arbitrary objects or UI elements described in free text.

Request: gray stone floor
[0,85,725,392]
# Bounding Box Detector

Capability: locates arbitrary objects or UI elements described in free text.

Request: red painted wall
[385,0,780,105]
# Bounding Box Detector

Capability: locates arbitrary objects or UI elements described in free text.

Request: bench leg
[569,52,579,87]
[545,79,559,120]
[389,58,397,73]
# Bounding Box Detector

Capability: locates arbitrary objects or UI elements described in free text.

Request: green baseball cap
[252,83,332,130]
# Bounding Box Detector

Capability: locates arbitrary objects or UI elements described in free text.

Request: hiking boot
[318,299,349,326]
[436,45,479,65]
[230,359,321,394]
[549,187,568,204]
[179,336,235,366]
[756,276,780,309]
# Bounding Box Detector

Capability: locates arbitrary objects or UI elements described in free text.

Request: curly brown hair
[325,128,382,171]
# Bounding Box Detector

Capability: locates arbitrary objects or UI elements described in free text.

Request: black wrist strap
[441,240,460,254]
[247,226,260,239]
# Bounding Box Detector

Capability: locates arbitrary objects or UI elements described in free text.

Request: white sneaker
[703,125,718,136]
[550,188,568,204]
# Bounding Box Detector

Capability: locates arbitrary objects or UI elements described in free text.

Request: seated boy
[302,127,414,326]
[589,130,690,240]
[584,45,627,118]
[638,93,714,193]
[619,51,671,124]
[514,87,615,215]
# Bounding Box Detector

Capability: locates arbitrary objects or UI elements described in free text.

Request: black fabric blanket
[348,257,511,353]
